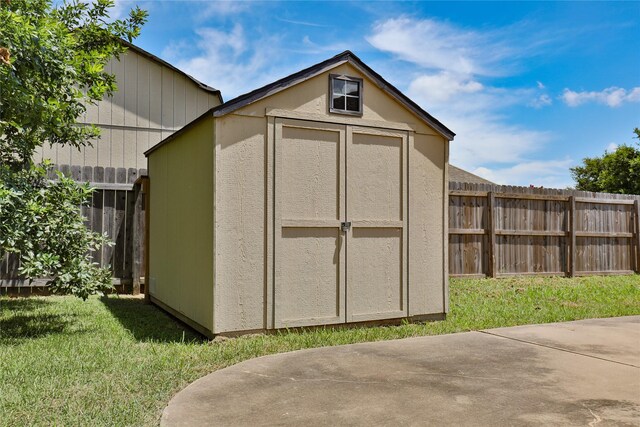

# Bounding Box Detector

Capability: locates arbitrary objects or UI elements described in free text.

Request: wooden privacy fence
[0,164,148,294]
[3,171,640,293]
[449,182,640,277]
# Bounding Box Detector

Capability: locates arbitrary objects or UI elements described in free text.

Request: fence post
[568,196,576,277]
[488,191,497,278]
[131,181,144,296]
[635,200,640,274]
[142,176,150,304]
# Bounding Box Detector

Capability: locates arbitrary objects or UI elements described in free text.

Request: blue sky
[114,1,639,188]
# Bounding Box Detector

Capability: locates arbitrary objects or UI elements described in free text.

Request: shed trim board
[273,118,410,328]
[346,125,408,323]
[266,109,417,133]
[266,115,275,330]
[273,119,347,328]
[211,117,217,333]
[442,137,449,313]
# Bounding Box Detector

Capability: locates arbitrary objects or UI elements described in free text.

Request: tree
[570,128,640,195]
[0,0,147,299]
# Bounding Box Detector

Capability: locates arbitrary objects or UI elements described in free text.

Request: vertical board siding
[136,56,151,128]
[110,128,124,168]
[148,59,163,129]
[173,75,186,129]
[449,181,640,277]
[110,57,126,126]
[185,82,198,124]
[97,128,111,167]
[161,66,174,130]
[124,52,138,127]
[34,48,220,173]
[98,61,113,126]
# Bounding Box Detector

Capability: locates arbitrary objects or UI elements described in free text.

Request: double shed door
[274,118,408,328]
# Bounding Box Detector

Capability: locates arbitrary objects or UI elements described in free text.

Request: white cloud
[163,24,286,98]
[407,74,553,168]
[368,16,570,187]
[408,72,483,104]
[440,112,552,166]
[111,0,128,19]
[202,1,249,17]
[366,17,558,77]
[473,159,574,188]
[408,71,547,114]
[561,86,640,107]
[529,94,552,109]
[606,142,618,152]
[367,18,498,76]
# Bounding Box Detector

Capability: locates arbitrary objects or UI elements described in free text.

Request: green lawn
[1,276,639,426]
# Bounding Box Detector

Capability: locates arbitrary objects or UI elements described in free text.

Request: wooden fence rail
[0,165,148,294]
[2,170,639,293]
[449,182,640,278]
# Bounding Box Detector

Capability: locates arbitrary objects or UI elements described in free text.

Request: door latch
[341,221,351,232]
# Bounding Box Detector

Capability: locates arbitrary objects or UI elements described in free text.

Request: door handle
[341,221,351,232]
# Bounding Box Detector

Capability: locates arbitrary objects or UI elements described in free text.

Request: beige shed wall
[213,115,267,333]
[148,118,215,333]
[213,62,447,334]
[33,48,220,170]
[409,133,448,315]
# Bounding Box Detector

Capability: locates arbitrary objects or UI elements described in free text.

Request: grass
[1,275,639,426]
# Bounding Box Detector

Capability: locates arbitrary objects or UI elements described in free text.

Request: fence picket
[449,182,640,277]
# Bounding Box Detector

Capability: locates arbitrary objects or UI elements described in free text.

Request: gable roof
[122,41,223,103]
[146,50,455,157]
[449,165,494,185]
[211,50,454,140]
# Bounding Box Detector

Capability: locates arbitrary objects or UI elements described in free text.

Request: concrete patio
[162,316,640,426]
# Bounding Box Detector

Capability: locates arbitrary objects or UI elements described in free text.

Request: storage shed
[144,51,455,337]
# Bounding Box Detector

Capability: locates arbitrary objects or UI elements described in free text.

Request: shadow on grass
[0,298,76,341]
[100,296,206,343]
[1,297,51,311]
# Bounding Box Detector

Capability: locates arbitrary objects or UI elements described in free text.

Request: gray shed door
[274,118,407,328]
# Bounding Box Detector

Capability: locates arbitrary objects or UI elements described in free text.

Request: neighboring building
[145,51,455,337]
[34,42,222,171]
[449,165,494,185]
[3,43,222,291]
